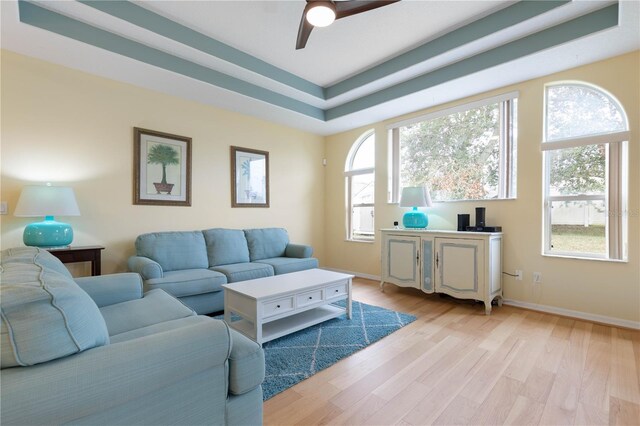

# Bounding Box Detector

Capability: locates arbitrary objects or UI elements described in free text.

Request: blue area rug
[257,300,415,400]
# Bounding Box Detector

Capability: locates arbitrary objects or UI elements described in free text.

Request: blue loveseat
[128,228,318,314]
[1,247,264,425]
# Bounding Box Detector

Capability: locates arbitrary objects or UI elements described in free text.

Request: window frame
[541,81,629,261]
[387,91,518,203]
[345,130,375,242]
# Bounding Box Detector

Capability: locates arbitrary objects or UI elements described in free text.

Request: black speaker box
[475,207,486,227]
[457,214,470,231]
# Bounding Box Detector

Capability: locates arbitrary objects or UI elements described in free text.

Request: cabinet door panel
[386,236,420,288]
[490,238,502,294]
[422,238,434,293]
[436,238,482,297]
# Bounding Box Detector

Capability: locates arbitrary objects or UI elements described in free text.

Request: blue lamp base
[23,216,74,248]
[402,207,428,228]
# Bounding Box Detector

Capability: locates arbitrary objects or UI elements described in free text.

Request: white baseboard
[321,267,381,282]
[321,267,640,330]
[322,268,640,330]
[503,299,640,330]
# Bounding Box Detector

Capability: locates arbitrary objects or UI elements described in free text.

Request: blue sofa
[128,228,319,314]
[1,247,264,425]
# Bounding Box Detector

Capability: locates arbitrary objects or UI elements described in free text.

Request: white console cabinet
[381,229,503,315]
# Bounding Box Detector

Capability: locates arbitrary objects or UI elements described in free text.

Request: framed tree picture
[231,146,269,208]
[134,127,191,206]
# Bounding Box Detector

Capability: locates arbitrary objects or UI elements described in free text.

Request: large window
[388,93,517,202]
[542,82,629,260]
[345,131,375,241]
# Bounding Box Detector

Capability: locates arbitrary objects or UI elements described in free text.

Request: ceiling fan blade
[296,4,315,50]
[335,0,400,20]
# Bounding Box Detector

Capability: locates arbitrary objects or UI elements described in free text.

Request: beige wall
[324,52,640,324]
[0,51,326,274]
[2,49,638,324]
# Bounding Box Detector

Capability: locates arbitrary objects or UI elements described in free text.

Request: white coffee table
[222,268,354,344]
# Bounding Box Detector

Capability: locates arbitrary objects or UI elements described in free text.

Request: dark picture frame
[231,146,270,208]
[133,127,192,206]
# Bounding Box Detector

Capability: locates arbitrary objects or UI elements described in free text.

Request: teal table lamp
[400,186,433,228]
[14,185,81,248]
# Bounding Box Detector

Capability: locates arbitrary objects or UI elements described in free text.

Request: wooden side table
[46,245,105,276]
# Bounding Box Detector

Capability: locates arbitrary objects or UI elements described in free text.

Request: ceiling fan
[296,0,400,50]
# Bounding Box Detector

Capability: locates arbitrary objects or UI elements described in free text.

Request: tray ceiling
[1,0,638,135]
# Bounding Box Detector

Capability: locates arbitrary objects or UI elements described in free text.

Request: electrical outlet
[533,272,542,283]
[515,270,523,281]
[0,201,7,215]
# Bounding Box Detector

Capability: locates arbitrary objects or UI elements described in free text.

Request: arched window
[542,82,629,260]
[345,130,375,241]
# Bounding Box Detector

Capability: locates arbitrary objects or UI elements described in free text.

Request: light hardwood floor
[263,278,640,426]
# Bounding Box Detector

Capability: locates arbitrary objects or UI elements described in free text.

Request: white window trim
[346,130,375,242]
[345,168,374,178]
[542,81,629,143]
[540,130,630,151]
[387,91,519,130]
[388,93,518,203]
[387,128,400,203]
[543,141,627,261]
[542,82,629,261]
[543,194,608,259]
[346,170,375,241]
[345,129,375,171]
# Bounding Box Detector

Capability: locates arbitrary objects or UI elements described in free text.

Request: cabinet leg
[497,297,503,307]
[484,302,492,316]
[379,281,385,292]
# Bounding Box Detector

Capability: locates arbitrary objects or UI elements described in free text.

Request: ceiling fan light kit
[305,2,336,27]
[296,0,400,50]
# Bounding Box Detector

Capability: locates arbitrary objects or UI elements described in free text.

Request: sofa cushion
[211,263,274,283]
[75,273,143,308]
[254,257,319,275]
[100,289,195,336]
[144,269,227,298]
[228,328,265,395]
[109,315,214,344]
[179,291,224,315]
[0,248,109,368]
[0,246,72,279]
[135,231,208,272]
[202,228,250,267]
[244,228,289,261]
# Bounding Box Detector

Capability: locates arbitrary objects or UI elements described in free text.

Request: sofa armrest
[228,328,265,395]
[0,317,231,426]
[285,243,313,258]
[75,273,143,307]
[128,255,163,280]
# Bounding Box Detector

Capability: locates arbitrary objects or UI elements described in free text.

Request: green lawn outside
[551,224,605,254]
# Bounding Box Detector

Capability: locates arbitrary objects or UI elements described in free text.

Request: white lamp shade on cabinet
[399,187,433,208]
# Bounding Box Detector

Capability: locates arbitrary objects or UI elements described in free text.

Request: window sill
[387,198,517,205]
[344,239,375,244]
[542,253,627,263]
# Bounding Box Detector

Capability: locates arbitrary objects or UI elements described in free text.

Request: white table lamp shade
[14,185,80,217]
[399,187,433,208]
[14,185,80,247]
